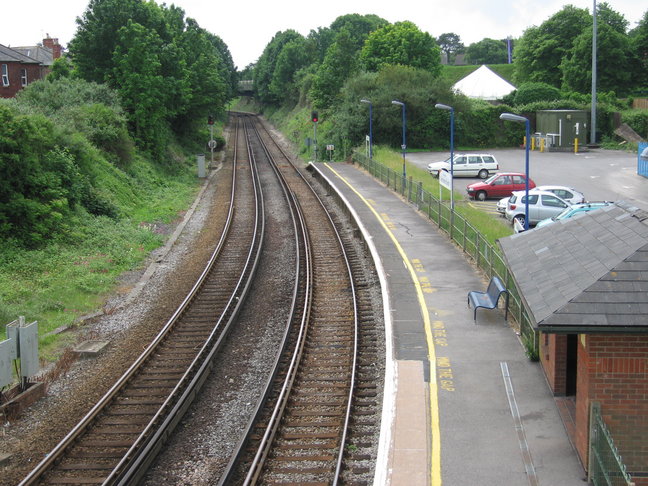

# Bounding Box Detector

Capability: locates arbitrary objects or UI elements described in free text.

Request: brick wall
[575,334,648,482]
[540,333,568,394]
[0,62,42,98]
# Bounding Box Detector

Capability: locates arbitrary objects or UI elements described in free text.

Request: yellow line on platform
[324,163,442,486]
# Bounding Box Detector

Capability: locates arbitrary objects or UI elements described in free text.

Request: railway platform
[311,161,586,486]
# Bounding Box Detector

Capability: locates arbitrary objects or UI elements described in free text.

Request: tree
[561,23,638,96]
[310,28,359,110]
[597,2,629,34]
[465,38,507,65]
[437,33,464,64]
[630,10,648,78]
[254,30,307,105]
[360,21,442,76]
[335,65,459,150]
[514,5,591,86]
[268,36,310,104]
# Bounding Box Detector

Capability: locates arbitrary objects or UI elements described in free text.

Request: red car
[466,172,536,201]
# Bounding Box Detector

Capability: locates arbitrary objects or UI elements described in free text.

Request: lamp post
[435,103,455,211]
[360,99,373,160]
[391,100,407,187]
[500,113,531,231]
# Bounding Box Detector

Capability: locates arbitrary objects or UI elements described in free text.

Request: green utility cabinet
[536,110,589,151]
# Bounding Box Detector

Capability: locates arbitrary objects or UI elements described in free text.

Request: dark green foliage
[621,110,648,139]
[0,106,86,247]
[69,0,234,153]
[254,30,309,106]
[514,82,561,105]
[560,23,638,96]
[332,65,458,150]
[514,5,591,87]
[465,38,508,65]
[16,78,134,168]
[360,21,442,76]
[437,33,464,64]
[631,11,648,79]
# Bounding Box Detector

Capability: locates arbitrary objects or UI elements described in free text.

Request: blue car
[535,202,613,228]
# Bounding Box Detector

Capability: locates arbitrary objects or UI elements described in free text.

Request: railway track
[19,116,265,485]
[19,113,384,485]
[220,115,370,485]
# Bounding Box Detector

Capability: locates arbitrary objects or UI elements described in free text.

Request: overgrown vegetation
[0,0,236,358]
[249,6,647,159]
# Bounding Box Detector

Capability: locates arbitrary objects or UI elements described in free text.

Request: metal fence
[352,153,538,351]
[589,402,635,486]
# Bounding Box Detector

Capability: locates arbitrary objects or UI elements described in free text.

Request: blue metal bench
[467,276,509,322]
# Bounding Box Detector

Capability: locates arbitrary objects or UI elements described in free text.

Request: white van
[427,153,499,179]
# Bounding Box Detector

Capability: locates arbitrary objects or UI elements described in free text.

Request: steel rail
[20,115,264,486]
[224,114,358,485]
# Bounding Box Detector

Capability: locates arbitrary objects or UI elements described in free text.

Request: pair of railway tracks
[20,113,378,485]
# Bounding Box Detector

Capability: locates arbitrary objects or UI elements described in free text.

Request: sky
[3,0,643,69]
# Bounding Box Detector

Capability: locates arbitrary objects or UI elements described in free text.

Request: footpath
[311,161,586,486]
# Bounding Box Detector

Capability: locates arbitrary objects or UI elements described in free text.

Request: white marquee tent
[453,65,516,101]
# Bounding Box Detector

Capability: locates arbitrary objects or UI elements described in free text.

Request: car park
[535,201,613,228]
[504,190,570,228]
[466,172,536,201]
[427,153,499,179]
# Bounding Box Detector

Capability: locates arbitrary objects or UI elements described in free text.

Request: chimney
[43,35,62,59]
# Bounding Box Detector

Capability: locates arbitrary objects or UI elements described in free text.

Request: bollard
[197,154,206,178]
[574,138,578,154]
[540,138,545,153]
[531,136,536,151]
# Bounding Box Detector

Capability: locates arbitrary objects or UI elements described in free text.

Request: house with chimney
[1,36,62,98]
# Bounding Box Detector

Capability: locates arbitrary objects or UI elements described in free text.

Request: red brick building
[499,202,648,484]
[1,37,62,98]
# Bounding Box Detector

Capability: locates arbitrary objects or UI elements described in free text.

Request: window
[1,64,9,87]
[20,68,27,87]
[454,156,466,164]
[493,176,511,185]
[522,195,539,204]
[511,175,526,184]
[541,195,567,208]
[482,156,495,163]
[468,156,481,164]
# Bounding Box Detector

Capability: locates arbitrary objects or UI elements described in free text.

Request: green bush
[514,82,561,105]
[622,109,648,139]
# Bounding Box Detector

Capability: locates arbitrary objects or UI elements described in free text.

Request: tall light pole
[391,100,407,186]
[360,99,373,160]
[435,103,455,211]
[591,0,597,145]
[500,113,531,231]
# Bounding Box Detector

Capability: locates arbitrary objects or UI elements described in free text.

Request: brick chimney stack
[43,35,62,59]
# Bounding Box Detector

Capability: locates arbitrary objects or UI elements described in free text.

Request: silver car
[505,190,570,228]
[427,153,499,179]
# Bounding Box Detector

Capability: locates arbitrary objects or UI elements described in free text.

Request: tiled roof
[0,44,40,64]
[498,202,648,332]
[12,46,53,65]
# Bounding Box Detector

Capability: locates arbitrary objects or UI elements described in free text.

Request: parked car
[497,185,585,217]
[535,202,613,228]
[505,190,570,228]
[496,196,510,216]
[466,173,536,201]
[534,185,585,205]
[427,153,499,179]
